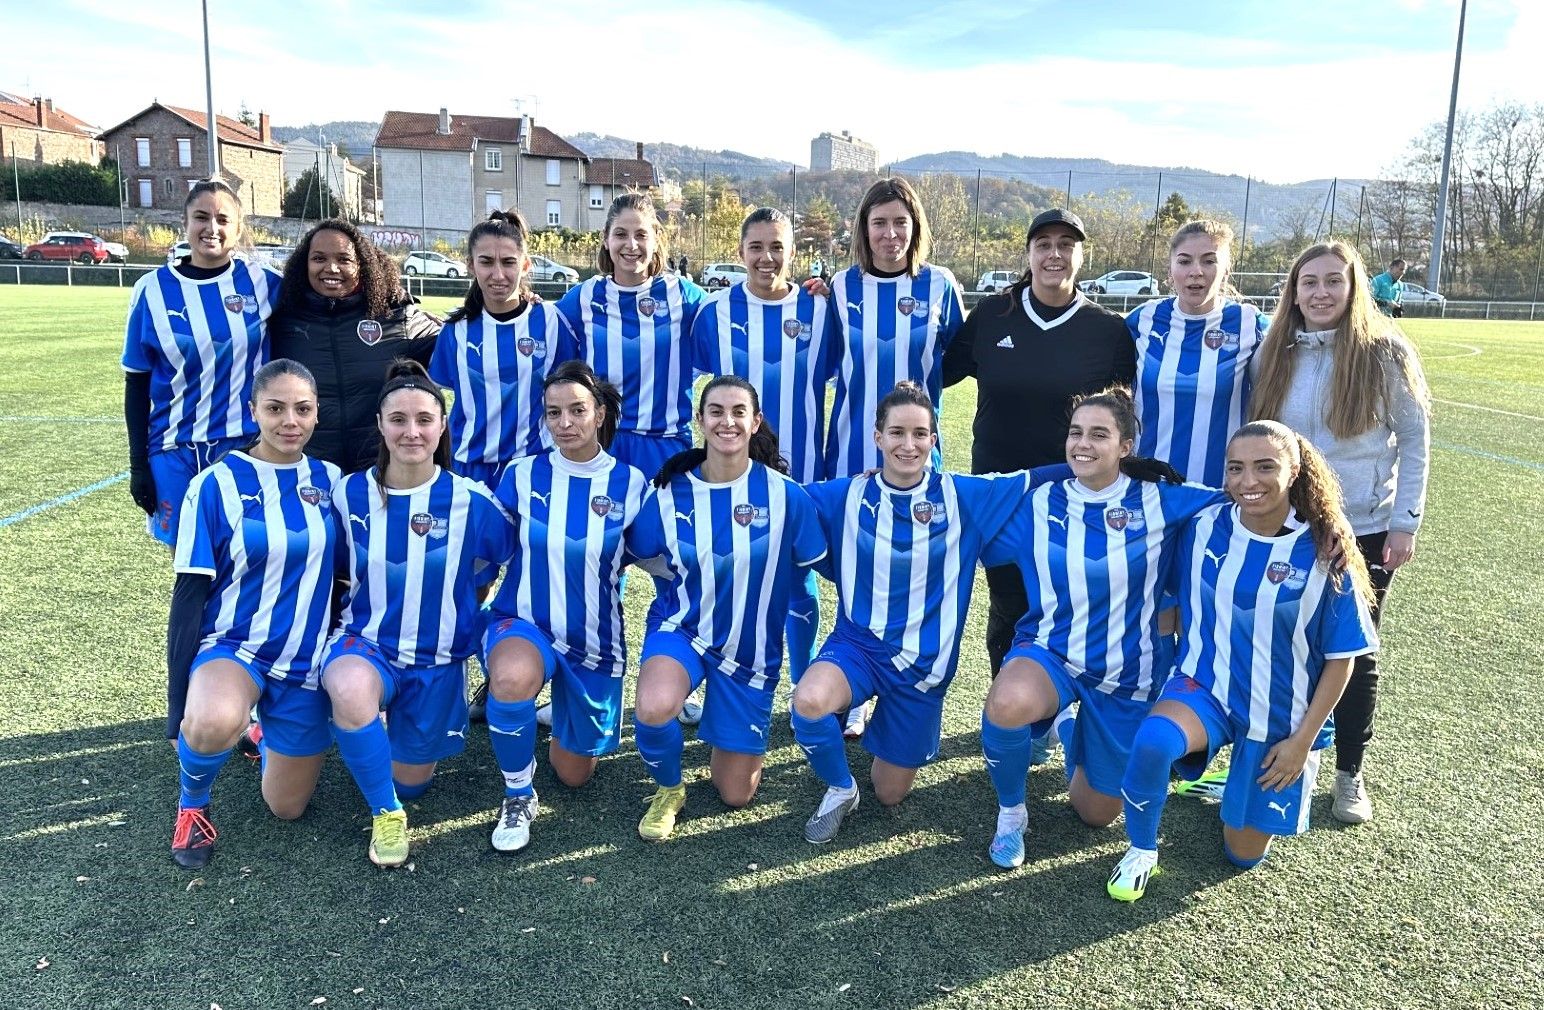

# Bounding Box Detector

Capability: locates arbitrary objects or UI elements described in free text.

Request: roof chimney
[520,115,531,153]
[258,111,271,144]
[636,141,644,161]
[33,96,46,129]
[437,107,451,135]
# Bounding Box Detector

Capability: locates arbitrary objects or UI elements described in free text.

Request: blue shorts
[641,629,772,756]
[323,635,469,765]
[815,631,945,770]
[1006,641,1158,798]
[192,646,331,757]
[1160,676,1321,837]
[453,459,506,493]
[610,430,692,484]
[148,436,246,545]
[483,616,623,757]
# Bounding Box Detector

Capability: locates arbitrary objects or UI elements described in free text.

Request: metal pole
[1531,227,1543,303]
[1149,171,1163,276]
[791,166,797,218]
[972,168,982,283]
[1328,177,1337,234]
[1355,185,1366,250]
[700,160,707,268]
[1239,175,1252,268]
[11,143,21,236]
[1429,0,1466,292]
[115,143,126,239]
[418,149,425,238]
[201,0,219,176]
[1065,170,1072,209]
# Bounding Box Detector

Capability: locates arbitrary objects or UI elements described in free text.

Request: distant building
[810,131,877,173]
[0,91,102,165]
[282,138,367,220]
[98,101,284,215]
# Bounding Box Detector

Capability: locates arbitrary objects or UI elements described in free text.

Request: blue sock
[790,709,854,790]
[333,719,401,814]
[981,714,1034,808]
[1224,841,1267,869]
[176,735,233,809]
[785,573,819,684]
[486,696,538,797]
[1122,715,1189,849]
[633,716,683,788]
[394,778,431,801]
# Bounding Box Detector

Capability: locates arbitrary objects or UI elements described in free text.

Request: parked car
[528,254,579,284]
[976,269,1018,293]
[0,235,23,260]
[1398,282,1446,307]
[250,244,295,269]
[24,232,109,264]
[402,250,463,278]
[699,262,748,290]
[167,241,192,264]
[1079,270,1160,296]
[96,238,129,263]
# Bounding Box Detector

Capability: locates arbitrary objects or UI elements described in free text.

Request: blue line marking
[1433,440,1544,473]
[0,472,130,529]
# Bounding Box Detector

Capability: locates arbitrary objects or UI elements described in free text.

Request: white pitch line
[1434,398,1544,422]
[1421,341,1483,359]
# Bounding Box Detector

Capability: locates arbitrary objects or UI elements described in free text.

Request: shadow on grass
[1,718,1245,1010]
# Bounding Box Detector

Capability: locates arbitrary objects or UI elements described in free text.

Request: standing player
[321,360,516,867]
[429,210,579,490]
[978,387,1222,868]
[692,207,839,680]
[167,358,340,868]
[1249,240,1429,824]
[1108,421,1377,901]
[942,209,1134,689]
[124,178,280,547]
[625,376,828,841]
[791,382,1058,843]
[478,362,648,852]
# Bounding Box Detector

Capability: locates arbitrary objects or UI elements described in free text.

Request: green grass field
[1,287,1540,1010]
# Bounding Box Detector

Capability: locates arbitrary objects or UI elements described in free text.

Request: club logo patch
[357,319,383,345]
[590,494,623,519]
[409,512,449,539]
[516,335,545,358]
[297,485,330,507]
[637,296,657,318]
[913,500,948,525]
[1203,328,1237,351]
[782,318,809,339]
[898,296,916,316]
[223,293,246,314]
[1106,507,1146,532]
[733,503,755,527]
[1266,560,1304,586]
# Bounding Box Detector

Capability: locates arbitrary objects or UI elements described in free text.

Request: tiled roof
[585,157,657,188]
[375,110,587,160]
[0,93,97,136]
[97,102,282,153]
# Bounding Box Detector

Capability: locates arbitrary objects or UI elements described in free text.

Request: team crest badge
[1107,507,1129,531]
[637,296,657,318]
[912,501,936,524]
[591,494,622,519]
[516,335,545,358]
[1106,507,1146,532]
[357,319,383,345]
[782,318,805,339]
[1203,328,1237,351]
[898,296,916,316]
[410,512,435,536]
[1266,561,1295,584]
[298,485,330,507]
[733,503,756,527]
[223,293,245,314]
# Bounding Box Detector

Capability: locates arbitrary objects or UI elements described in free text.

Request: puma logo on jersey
[1204,549,1227,568]
[349,513,369,530]
[673,510,694,526]
[1046,513,1068,529]
[1121,789,1150,812]
[590,301,607,313]
[858,499,880,518]
[846,301,863,314]
[996,335,1015,349]
[530,490,551,507]
[465,343,484,356]
[1267,800,1291,817]
[166,307,190,322]
[788,610,815,625]
[729,322,748,336]
[238,492,263,505]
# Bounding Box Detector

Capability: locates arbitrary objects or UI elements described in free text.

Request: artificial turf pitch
[0,287,1539,1009]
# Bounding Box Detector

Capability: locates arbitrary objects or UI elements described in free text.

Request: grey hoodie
[1269,329,1430,537]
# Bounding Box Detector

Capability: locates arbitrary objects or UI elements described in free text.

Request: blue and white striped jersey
[627,461,827,690]
[428,304,579,467]
[1127,297,1266,486]
[1175,504,1376,742]
[332,466,517,668]
[557,273,705,438]
[174,450,341,686]
[805,469,1033,692]
[824,264,964,477]
[488,450,647,677]
[122,260,282,449]
[690,282,840,483]
[1000,475,1227,702]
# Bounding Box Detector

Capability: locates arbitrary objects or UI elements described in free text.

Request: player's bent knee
[713,777,759,809]
[180,706,246,752]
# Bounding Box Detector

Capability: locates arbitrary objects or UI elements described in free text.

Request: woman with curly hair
[1248,240,1430,824]
[267,219,441,472]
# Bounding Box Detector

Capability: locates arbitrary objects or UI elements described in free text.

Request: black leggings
[1334,531,1396,775]
[984,563,1027,677]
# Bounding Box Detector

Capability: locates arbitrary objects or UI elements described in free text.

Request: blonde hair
[1251,241,1430,440]
[1169,219,1242,305]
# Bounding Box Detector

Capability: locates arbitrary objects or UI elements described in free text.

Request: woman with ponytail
[623,376,827,841]
[321,359,516,867]
[1249,240,1429,824]
[1107,421,1377,902]
[429,210,579,490]
[977,385,1227,870]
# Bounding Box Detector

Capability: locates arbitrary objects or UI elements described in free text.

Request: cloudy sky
[6,0,1537,182]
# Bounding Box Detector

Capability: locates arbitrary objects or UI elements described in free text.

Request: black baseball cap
[1028,208,1086,243]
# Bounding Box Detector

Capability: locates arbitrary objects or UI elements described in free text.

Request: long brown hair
[596,191,667,279]
[852,177,931,277]
[1228,421,1374,604]
[1250,241,1430,439]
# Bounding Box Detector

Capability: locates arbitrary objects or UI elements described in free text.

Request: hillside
[270,120,380,157]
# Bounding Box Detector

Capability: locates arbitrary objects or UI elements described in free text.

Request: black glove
[129,461,158,516]
[1121,455,1185,485]
[653,448,707,487]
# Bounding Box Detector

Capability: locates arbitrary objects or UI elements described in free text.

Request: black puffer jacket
[267,288,441,472]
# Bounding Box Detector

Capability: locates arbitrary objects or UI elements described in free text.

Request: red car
[24,232,109,264]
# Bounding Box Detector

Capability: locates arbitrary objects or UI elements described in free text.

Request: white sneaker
[491,792,538,852]
[1331,770,1372,824]
[678,687,704,727]
[842,699,874,739]
[803,784,859,844]
[1106,845,1160,902]
[535,702,553,729]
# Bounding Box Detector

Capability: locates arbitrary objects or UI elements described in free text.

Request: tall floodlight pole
[1428,0,1466,292]
[203,0,219,177]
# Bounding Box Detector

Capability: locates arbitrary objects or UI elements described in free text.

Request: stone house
[0,91,102,165]
[97,102,285,216]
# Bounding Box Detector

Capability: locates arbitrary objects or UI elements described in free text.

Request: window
[135,137,150,168]
[138,179,152,207]
[177,138,192,168]
[485,147,502,171]
[545,160,560,186]
[589,184,604,209]
[164,178,174,197]
[485,190,502,214]
[546,200,562,227]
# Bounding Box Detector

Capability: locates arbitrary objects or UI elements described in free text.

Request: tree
[237,101,256,128]
[796,196,837,257]
[282,166,334,220]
